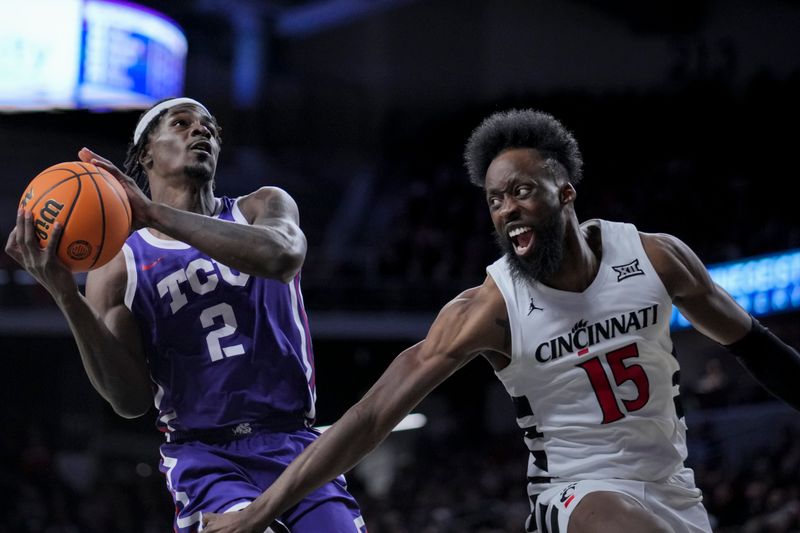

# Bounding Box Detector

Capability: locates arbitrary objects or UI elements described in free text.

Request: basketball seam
[78,163,107,270]
[27,176,78,214]
[93,164,132,226]
[26,164,87,214]
[59,178,82,264]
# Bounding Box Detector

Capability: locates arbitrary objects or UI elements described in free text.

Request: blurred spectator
[692,358,733,409]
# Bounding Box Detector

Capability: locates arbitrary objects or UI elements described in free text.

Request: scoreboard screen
[0,0,186,110]
[671,249,800,329]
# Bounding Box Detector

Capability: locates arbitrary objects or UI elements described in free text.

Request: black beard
[494,213,565,285]
[184,163,214,184]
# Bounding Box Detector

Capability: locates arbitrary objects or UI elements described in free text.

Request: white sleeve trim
[232,196,249,224]
[121,243,138,310]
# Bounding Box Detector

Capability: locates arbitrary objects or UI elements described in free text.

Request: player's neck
[543,218,600,292]
[150,181,216,216]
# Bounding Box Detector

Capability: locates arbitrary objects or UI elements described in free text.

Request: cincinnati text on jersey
[534,304,659,363]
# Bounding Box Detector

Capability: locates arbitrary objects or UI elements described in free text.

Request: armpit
[481,350,511,371]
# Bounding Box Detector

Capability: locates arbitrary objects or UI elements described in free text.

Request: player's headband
[133,97,210,145]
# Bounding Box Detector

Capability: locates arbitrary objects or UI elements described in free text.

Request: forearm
[56,290,151,417]
[245,345,442,529]
[147,203,304,282]
[247,400,393,529]
[725,317,800,411]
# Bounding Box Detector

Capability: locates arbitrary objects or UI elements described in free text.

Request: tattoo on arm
[495,318,511,352]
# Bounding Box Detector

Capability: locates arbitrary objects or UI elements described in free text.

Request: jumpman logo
[528,298,544,315]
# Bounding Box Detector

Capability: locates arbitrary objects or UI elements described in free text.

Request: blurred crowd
[2,407,798,532]
[0,421,169,533]
[307,74,800,310]
[4,310,798,533]
[3,74,800,312]
[696,424,800,533]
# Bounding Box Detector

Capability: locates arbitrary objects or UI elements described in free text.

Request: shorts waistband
[165,413,308,444]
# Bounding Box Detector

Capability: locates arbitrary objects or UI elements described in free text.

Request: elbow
[261,244,305,283]
[114,408,148,419]
[275,250,305,284]
[109,394,151,419]
[112,404,149,419]
[254,227,306,283]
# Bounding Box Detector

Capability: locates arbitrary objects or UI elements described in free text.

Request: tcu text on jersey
[157,258,250,314]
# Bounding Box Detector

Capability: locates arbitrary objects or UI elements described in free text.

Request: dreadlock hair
[123,108,166,195]
[123,100,222,195]
[463,109,583,188]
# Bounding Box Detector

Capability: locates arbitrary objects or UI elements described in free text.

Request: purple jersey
[121,196,316,439]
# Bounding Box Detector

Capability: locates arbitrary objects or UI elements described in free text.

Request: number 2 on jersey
[200,302,245,361]
[577,343,650,424]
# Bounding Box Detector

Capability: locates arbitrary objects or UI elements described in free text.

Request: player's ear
[560,183,576,205]
[139,147,153,168]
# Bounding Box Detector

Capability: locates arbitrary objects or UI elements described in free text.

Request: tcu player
[202,109,800,533]
[5,98,364,533]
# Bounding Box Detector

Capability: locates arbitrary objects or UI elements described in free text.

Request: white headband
[133,97,210,144]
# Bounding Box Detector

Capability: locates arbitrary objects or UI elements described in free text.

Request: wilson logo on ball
[67,240,93,260]
[35,199,65,241]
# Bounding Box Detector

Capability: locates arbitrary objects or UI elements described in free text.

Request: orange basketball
[18,161,132,272]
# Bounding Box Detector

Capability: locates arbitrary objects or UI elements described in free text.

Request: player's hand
[78,147,151,230]
[201,510,265,533]
[5,209,76,297]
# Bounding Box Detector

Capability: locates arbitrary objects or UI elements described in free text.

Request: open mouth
[508,226,534,255]
[190,141,212,155]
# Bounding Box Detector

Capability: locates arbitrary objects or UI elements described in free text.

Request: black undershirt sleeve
[724,317,800,412]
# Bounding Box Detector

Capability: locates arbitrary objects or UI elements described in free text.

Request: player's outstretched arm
[202,278,510,533]
[79,148,306,283]
[643,232,800,411]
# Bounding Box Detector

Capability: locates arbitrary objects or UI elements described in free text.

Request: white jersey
[487,219,687,493]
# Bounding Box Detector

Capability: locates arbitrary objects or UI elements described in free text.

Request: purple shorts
[159,427,365,533]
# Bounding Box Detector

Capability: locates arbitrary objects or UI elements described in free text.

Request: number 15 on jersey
[577,343,651,424]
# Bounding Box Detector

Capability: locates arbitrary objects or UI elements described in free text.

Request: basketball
[18,161,132,272]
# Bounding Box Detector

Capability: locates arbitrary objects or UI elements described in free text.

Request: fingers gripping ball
[18,161,132,272]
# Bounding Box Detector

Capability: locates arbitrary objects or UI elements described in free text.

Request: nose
[498,195,520,222]
[191,121,212,138]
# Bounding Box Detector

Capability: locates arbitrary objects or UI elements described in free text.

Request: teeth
[508,226,532,238]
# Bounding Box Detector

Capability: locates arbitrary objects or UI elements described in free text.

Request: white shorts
[528,468,712,533]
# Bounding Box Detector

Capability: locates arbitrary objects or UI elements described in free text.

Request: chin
[185,164,215,183]
[506,251,561,284]
[494,224,565,285]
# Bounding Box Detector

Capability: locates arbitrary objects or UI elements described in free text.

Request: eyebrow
[166,110,217,130]
[485,174,534,196]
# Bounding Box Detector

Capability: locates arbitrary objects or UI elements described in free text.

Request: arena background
[1,1,800,531]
